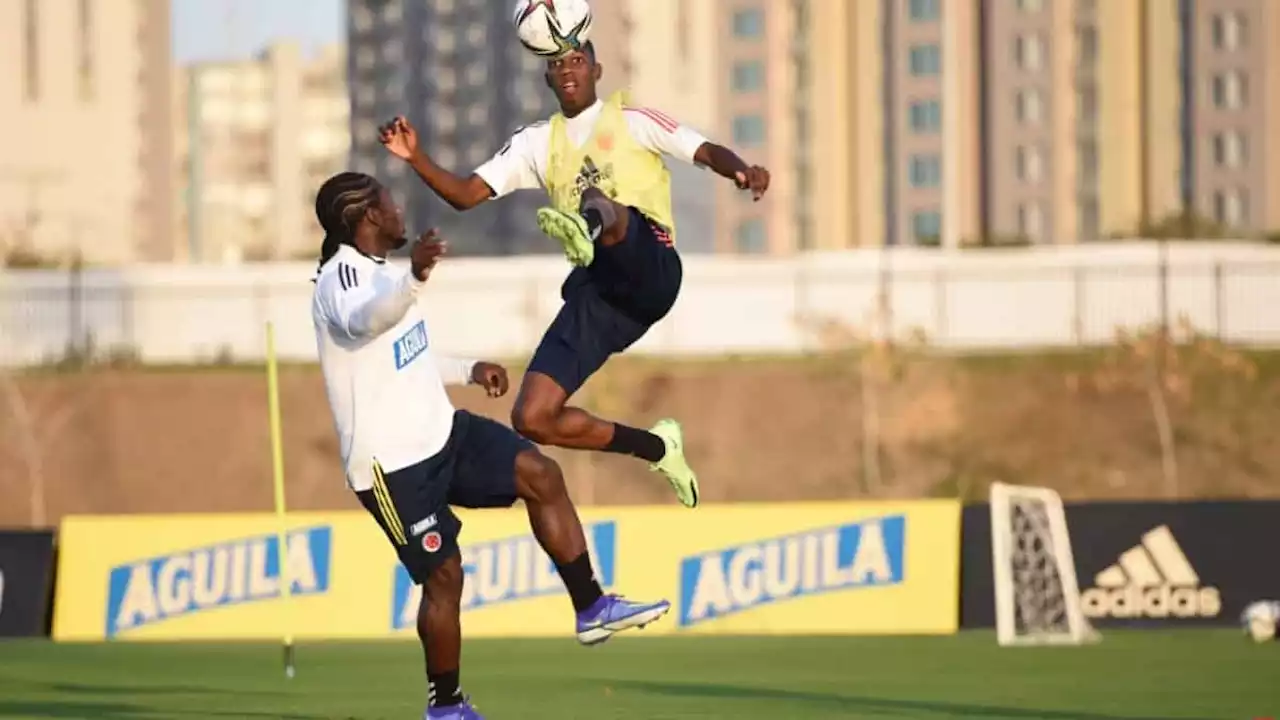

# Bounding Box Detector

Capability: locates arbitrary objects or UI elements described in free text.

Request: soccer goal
[989,482,1101,646]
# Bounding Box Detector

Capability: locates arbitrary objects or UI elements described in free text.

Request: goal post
[990,482,1100,646]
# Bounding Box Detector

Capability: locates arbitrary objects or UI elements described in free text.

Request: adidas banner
[0,529,57,637]
[960,500,1280,629]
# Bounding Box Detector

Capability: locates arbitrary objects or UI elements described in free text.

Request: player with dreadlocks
[311,172,670,720]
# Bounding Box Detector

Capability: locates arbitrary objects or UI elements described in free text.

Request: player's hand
[409,230,448,281]
[470,362,510,398]
[379,116,418,161]
[734,165,771,201]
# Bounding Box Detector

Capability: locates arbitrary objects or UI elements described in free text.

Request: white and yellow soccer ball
[1240,600,1279,643]
[512,0,594,58]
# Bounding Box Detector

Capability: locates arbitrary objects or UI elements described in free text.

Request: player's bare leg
[512,374,698,508]
[420,556,483,719]
[512,447,669,644]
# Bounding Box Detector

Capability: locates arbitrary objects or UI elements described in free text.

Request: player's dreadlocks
[315,171,381,275]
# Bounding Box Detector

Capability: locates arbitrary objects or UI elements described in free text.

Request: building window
[908,44,941,76]
[23,0,39,101]
[732,9,764,39]
[383,38,405,64]
[908,100,942,133]
[732,115,766,146]
[1212,72,1248,109]
[1211,12,1245,51]
[1076,84,1097,123]
[1076,26,1098,67]
[908,0,940,22]
[1014,34,1044,71]
[1212,132,1246,168]
[908,155,942,188]
[352,5,375,32]
[1212,189,1248,227]
[1017,203,1045,241]
[735,218,767,253]
[1078,139,1098,184]
[732,60,765,92]
[1016,145,1044,182]
[1016,89,1043,124]
[911,211,942,244]
[77,0,93,100]
[1079,197,1100,240]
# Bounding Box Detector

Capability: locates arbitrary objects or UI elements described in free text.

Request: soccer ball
[513,0,594,58]
[1240,600,1279,643]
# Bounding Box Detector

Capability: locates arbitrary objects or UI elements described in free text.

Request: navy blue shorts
[527,207,683,396]
[355,410,532,583]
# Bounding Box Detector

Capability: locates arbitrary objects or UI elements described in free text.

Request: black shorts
[527,207,683,396]
[355,410,532,583]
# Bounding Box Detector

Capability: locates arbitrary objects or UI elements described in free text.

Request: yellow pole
[265,321,295,678]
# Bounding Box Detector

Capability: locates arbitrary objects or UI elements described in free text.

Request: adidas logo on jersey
[1081,525,1221,619]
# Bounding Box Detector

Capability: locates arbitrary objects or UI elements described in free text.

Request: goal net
[990,482,1100,646]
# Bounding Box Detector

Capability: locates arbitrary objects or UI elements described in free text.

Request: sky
[172,0,344,64]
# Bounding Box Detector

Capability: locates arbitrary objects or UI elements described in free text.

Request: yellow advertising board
[52,500,960,641]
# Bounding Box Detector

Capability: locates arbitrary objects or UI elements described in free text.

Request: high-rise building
[1185,0,1280,232]
[805,0,1279,250]
[0,0,173,265]
[347,0,568,256]
[175,42,349,263]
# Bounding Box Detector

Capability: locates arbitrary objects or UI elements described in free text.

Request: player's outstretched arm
[379,117,494,211]
[319,233,447,340]
[693,142,771,200]
[622,107,770,200]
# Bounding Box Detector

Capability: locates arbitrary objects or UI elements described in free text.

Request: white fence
[3,242,1280,366]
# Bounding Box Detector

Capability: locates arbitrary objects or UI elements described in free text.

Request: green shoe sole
[535,208,594,267]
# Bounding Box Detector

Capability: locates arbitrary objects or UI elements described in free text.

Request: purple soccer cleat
[575,593,671,645]
[425,698,484,720]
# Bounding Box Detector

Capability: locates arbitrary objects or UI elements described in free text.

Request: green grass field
[0,632,1274,719]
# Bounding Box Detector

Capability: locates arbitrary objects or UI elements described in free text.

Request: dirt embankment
[2,348,1278,528]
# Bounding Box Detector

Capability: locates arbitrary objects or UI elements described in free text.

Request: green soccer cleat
[535,207,595,267]
[648,418,699,508]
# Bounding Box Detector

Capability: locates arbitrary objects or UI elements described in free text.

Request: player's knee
[511,401,556,444]
[423,553,463,611]
[513,449,567,505]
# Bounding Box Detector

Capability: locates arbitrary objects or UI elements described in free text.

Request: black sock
[429,670,462,708]
[605,424,667,463]
[555,551,604,613]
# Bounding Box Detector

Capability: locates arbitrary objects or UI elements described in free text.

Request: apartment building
[347,0,563,256]
[800,0,1277,250]
[0,0,173,265]
[1186,0,1280,231]
[175,42,349,263]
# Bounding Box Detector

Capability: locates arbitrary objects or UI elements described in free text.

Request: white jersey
[474,100,709,198]
[312,245,477,492]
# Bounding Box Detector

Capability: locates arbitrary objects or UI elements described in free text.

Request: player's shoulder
[499,119,551,155]
[315,246,383,296]
[621,105,681,132]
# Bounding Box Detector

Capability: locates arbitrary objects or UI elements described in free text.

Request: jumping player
[311,172,670,720]
[378,41,770,509]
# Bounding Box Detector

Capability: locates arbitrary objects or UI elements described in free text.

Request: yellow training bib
[545,90,677,243]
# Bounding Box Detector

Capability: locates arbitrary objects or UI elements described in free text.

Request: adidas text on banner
[1081,525,1221,620]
